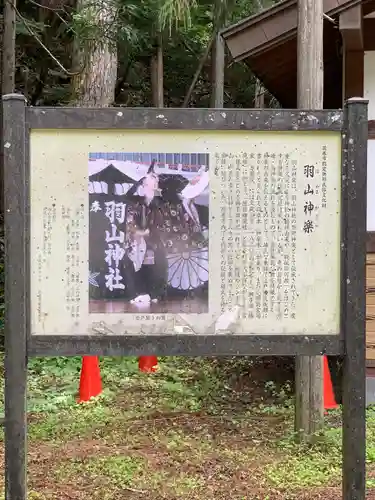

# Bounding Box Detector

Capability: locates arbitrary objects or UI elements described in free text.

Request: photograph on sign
[29,129,341,336]
[88,152,209,314]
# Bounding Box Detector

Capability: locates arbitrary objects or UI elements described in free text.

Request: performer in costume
[122,160,168,305]
[122,160,209,305]
[157,166,209,292]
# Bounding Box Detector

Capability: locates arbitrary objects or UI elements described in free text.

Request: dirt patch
[8,416,343,500]
[0,356,370,499]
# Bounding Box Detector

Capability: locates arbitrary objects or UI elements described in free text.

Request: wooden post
[340,5,364,102]
[210,32,225,108]
[210,0,225,108]
[295,0,324,439]
[3,94,28,500]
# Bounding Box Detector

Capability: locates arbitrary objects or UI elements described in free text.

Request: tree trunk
[2,0,15,95]
[182,35,214,107]
[253,0,265,109]
[0,11,3,95]
[71,0,117,107]
[254,79,265,108]
[1,0,16,214]
[151,33,164,107]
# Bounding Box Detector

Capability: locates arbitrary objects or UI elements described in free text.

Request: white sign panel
[30,130,341,336]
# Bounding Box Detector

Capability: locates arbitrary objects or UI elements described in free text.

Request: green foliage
[0,0,280,351]
[266,427,343,488]
[56,455,145,488]
[0,356,374,498]
[264,406,375,489]
[158,0,198,33]
[12,0,279,107]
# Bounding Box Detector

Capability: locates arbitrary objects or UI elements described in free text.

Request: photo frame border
[2,94,368,500]
[4,97,366,358]
[87,150,210,314]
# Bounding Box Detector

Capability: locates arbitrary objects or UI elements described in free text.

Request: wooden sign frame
[2,94,368,499]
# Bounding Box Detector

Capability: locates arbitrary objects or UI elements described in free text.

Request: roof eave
[221,0,294,40]
[222,0,363,61]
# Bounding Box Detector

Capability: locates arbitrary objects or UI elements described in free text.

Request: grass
[0,355,374,499]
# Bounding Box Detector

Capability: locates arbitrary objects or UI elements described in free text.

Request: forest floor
[0,356,375,500]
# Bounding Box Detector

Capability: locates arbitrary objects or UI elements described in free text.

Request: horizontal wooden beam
[340,4,363,50]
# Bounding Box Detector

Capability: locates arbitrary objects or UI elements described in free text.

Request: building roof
[221,0,375,107]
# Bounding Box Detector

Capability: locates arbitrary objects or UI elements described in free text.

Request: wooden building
[221,0,375,362]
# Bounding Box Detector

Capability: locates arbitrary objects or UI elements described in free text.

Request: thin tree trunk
[2,0,15,94]
[254,79,265,108]
[1,0,16,215]
[253,0,265,108]
[0,12,3,95]
[71,0,117,107]
[151,33,164,107]
[182,36,214,107]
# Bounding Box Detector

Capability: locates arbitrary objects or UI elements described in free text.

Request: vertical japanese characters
[303,164,316,234]
[218,151,300,322]
[321,145,327,208]
[63,205,84,319]
[90,200,127,292]
[38,205,57,323]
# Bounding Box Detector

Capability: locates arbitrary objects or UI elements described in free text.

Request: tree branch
[182,35,214,107]
[29,0,65,12]
[8,0,83,76]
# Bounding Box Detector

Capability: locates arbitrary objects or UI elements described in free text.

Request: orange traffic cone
[138,356,158,373]
[78,356,102,402]
[323,355,338,411]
